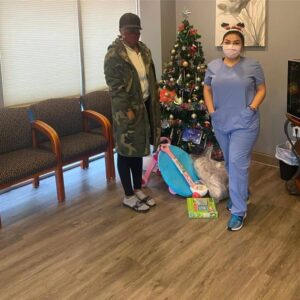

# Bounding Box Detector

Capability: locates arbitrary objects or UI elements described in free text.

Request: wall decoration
[215,0,266,47]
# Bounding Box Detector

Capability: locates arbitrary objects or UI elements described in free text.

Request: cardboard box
[186,197,218,219]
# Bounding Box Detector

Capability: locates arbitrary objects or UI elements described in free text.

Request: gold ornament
[174,96,183,105]
[191,113,197,119]
[182,61,189,67]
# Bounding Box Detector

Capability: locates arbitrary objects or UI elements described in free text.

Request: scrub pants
[213,123,259,216]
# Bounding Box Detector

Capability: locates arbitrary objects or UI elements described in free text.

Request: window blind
[0,0,138,106]
[0,0,81,106]
[80,0,137,93]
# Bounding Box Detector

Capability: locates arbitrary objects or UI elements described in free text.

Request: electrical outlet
[292,126,300,138]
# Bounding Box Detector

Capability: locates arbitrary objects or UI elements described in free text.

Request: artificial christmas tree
[159,11,222,160]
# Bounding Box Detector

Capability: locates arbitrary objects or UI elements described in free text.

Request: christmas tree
[159,11,222,159]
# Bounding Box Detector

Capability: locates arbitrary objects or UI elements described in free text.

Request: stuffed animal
[193,147,229,202]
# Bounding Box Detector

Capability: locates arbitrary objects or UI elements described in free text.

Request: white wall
[175,0,300,157]
[160,0,176,68]
[140,0,176,80]
[139,0,162,77]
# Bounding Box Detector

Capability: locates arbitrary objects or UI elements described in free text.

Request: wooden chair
[29,97,115,185]
[80,90,113,134]
[80,90,115,171]
[0,107,65,227]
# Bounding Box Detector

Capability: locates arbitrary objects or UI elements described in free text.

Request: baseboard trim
[252,151,278,167]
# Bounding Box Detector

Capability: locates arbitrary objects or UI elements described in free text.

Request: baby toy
[158,144,208,198]
[142,137,171,186]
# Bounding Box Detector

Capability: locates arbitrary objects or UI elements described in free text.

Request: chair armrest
[82,110,111,139]
[31,120,62,162]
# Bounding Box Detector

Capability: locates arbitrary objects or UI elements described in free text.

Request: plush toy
[193,147,229,202]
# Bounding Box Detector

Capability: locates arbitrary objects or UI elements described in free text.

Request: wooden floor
[0,157,299,300]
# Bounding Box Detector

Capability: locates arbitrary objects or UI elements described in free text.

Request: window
[0,0,137,107]
[80,0,137,93]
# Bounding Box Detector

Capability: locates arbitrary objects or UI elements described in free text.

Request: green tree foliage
[159,18,216,155]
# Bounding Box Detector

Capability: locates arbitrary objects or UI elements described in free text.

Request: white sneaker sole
[123,196,150,212]
[227,214,247,231]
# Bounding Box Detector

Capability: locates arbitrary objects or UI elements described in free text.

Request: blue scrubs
[204,57,265,216]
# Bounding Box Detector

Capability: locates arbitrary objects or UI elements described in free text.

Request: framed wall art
[215,0,266,47]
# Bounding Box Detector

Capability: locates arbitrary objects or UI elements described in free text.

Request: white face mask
[222,44,242,59]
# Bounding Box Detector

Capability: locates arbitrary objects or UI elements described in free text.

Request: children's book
[186,197,218,219]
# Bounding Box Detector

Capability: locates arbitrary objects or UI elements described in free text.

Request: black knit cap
[119,13,142,30]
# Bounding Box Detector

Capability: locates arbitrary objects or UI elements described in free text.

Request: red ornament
[189,46,197,56]
[159,88,176,103]
[178,23,185,32]
[180,103,189,110]
[191,44,197,51]
[189,28,198,36]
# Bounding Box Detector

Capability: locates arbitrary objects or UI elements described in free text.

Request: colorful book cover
[186,197,218,219]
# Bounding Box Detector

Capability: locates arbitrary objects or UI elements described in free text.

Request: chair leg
[55,166,65,202]
[81,158,89,169]
[105,148,115,181]
[110,150,115,180]
[32,176,40,188]
[109,133,115,180]
[104,152,110,181]
[0,216,2,228]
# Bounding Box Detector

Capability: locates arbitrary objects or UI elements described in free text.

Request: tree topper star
[182,9,191,20]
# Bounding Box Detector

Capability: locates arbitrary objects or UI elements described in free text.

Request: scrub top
[204,57,265,133]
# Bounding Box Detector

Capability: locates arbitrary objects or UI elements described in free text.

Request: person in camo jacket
[104,13,161,213]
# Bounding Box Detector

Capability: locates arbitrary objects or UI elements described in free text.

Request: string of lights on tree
[159,10,221,157]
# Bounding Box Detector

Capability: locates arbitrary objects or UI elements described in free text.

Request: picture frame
[215,0,266,47]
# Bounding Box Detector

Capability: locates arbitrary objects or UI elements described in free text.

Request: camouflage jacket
[104,37,161,157]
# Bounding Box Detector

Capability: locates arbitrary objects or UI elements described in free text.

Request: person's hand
[127,110,135,121]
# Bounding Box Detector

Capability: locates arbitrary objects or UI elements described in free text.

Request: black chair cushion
[81,91,113,129]
[0,107,32,154]
[90,127,103,135]
[40,132,108,162]
[0,148,57,185]
[29,98,83,138]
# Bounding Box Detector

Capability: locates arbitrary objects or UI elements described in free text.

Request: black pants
[117,154,142,196]
[145,98,153,145]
